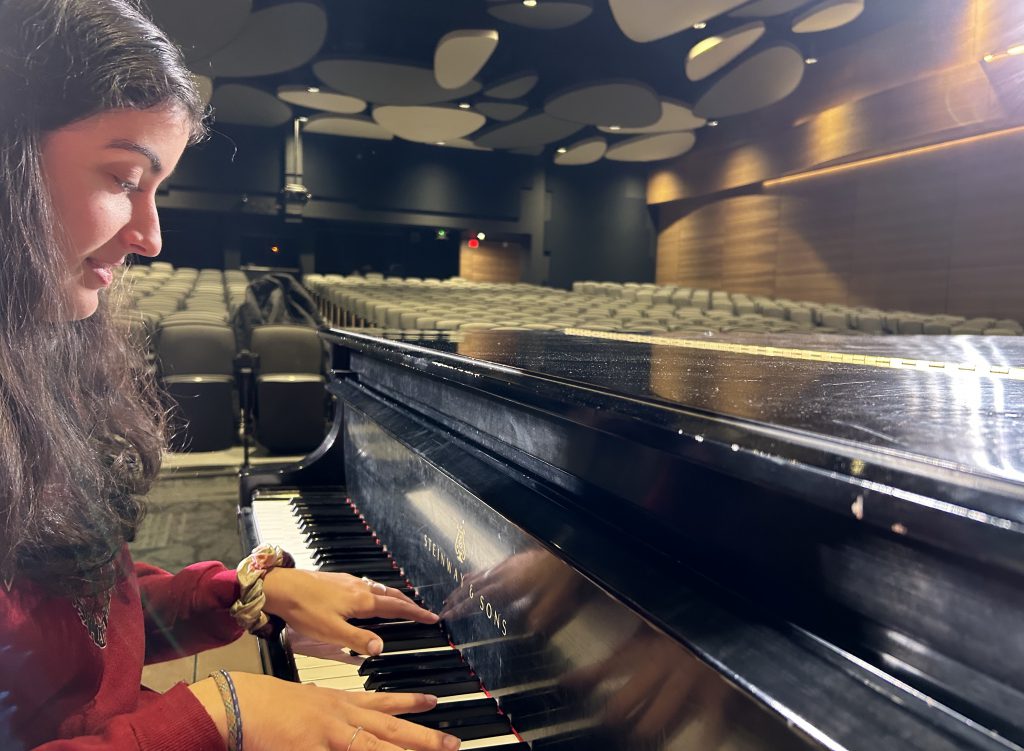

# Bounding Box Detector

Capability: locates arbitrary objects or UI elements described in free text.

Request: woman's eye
[114,176,140,193]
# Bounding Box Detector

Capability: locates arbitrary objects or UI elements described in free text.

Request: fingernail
[368,638,383,656]
[444,735,460,750]
[423,694,438,707]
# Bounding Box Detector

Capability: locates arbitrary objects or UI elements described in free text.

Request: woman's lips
[84,258,115,287]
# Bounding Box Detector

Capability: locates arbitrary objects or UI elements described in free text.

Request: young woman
[0,1,459,749]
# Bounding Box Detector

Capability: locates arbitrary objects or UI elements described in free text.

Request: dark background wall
[156,123,656,286]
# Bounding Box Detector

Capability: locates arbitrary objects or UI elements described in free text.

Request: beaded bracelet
[229,543,295,638]
[210,670,243,751]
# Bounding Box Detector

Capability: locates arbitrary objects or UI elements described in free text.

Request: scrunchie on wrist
[229,543,295,639]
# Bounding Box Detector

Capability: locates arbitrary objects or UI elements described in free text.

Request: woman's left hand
[261,568,439,656]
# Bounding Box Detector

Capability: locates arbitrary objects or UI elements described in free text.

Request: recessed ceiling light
[804,56,818,64]
[556,147,568,153]
[984,53,997,63]
[693,22,707,29]
[522,0,538,6]
[707,120,719,127]
[458,102,472,109]
[476,232,487,240]
[436,141,446,146]
[608,125,621,131]
[297,116,309,123]
[306,87,320,94]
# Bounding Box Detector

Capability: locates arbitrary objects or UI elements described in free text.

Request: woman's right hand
[190,672,460,751]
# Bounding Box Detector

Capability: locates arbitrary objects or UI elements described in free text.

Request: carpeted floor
[132,469,265,688]
[130,473,242,571]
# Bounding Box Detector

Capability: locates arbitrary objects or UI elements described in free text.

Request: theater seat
[255,374,328,454]
[164,375,236,452]
[250,324,323,375]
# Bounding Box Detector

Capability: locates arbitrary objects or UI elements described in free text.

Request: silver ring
[346,725,364,751]
[361,576,387,594]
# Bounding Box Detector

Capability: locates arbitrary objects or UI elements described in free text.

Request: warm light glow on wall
[764,124,1024,187]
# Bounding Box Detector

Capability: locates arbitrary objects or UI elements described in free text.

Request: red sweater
[0,547,242,750]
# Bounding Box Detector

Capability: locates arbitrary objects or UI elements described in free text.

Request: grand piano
[239,326,1024,750]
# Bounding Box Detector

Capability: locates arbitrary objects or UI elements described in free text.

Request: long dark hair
[0,0,206,595]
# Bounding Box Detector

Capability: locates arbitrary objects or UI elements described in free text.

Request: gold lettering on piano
[454,520,467,564]
[422,530,508,637]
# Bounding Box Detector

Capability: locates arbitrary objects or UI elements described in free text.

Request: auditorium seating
[248,325,328,454]
[302,275,1021,339]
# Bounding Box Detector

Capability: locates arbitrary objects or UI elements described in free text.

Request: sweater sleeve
[135,561,244,664]
[18,684,224,751]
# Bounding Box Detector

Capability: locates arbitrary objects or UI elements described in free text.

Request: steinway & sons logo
[423,519,508,637]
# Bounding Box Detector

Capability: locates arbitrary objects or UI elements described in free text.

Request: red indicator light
[468,238,480,249]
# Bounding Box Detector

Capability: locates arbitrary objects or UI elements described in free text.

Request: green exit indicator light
[435,229,448,240]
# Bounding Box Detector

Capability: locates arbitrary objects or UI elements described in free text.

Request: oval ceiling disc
[208,2,327,77]
[484,72,539,99]
[277,85,366,115]
[303,115,394,141]
[598,99,705,134]
[544,80,661,128]
[608,0,749,43]
[435,29,500,90]
[693,44,805,118]
[605,132,697,162]
[554,137,608,165]
[372,105,487,144]
[792,0,865,33]
[211,84,292,127]
[314,59,482,106]
[686,22,766,82]
[486,0,593,30]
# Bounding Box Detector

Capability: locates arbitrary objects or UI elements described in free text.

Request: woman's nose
[122,194,162,257]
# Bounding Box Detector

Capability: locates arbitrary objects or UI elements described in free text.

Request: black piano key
[306,535,380,550]
[397,698,496,723]
[378,677,481,697]
[472,744,528,751]
[358,650,464,676]
[369,622,446,640]
[312,551,391,565]
[294,508,361,520]
[365,665,474,690]
[313,560,399,576]
[301,521,365,535]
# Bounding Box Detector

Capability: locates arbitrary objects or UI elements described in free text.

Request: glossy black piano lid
[328,328,1024,486]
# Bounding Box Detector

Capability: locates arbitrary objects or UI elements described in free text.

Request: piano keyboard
[251,492,528,751]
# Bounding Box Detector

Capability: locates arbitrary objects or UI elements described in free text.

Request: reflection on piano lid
[240,328,1024,751]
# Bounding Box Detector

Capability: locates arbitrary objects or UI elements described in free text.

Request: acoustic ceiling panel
[544,81,661,127]
[435,30,500,90]
[686,22,766,82]
[476,101,529,122]
[486,0,593,30]
[731,0,811,17]
[147,0,251,63]
[208,2,327,77]
[554,137,607,165]
[314,59,482,106]
[608,0,749,43]
[211,84,292,127]
[372,105,487,144]
[303,114,394,141]
[792,0,865,33]
[597,99,705,134]
[693,44,805,118]
[605,132,697,162]
[277,85,366,115]
[474,112,585,150]
[484,72,539,99]
[193,74,214,107]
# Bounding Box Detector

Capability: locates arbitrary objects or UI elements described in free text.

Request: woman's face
[40,106,191,320]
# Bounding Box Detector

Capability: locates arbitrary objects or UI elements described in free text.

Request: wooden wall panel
[651,0,1024,322]
[459,241,525,283]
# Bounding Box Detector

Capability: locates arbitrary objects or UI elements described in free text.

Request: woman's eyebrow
[104,139,163,174]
